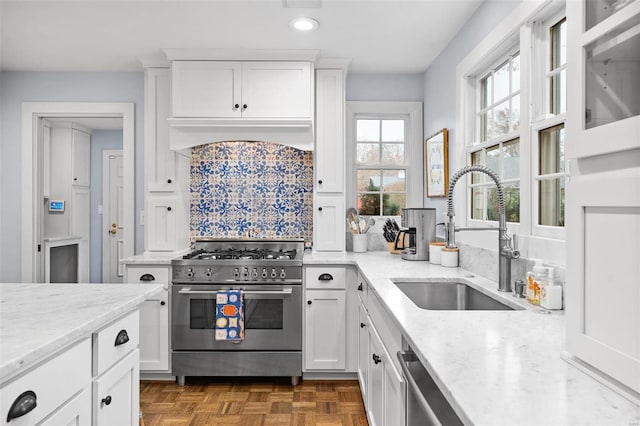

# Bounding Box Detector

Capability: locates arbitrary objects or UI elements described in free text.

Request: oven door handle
[178,288,293,296]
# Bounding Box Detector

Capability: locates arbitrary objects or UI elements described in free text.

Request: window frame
[354,116,409,216]
[345,101,423,218]
[454,1,567,261]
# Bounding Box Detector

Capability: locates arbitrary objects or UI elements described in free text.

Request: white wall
[89,130,123,283]
[423,0,522,223]
[0,71,144,283]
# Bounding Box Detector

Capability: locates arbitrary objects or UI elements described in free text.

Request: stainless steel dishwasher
[397,349,463,426]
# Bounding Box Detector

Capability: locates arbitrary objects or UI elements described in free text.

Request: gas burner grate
[183,247,298,261]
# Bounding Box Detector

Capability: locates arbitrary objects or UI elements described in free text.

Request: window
[549,18,567,115]
[469,50,521,224]
[355,118,407,215]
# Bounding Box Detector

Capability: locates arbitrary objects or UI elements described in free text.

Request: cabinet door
[71,129,90,186]
[304,290,346,370]
[241,62,312,118]
[313,195,345,252]
[71,187,90,239]
[140,288,170,371]
[41,387,91,426]
[383,349,406,426]
[146,68,176,191]
[367,325,384,426]
[357,303,369,405]
[171,61,241,118]
[315,69,345,193]
[93,349,139,426]
[146,197,176,251]
[565,167,640,393]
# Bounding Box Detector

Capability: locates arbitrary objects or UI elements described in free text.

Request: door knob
[109,224,117,234]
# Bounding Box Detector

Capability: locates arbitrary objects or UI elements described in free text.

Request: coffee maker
[393,208,436,261]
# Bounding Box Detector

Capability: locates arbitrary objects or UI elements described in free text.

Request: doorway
[21,102,135,283]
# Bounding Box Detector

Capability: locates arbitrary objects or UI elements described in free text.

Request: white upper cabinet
[315,69,345,193]
[171,61,312,120]
[171,61,241,118]
[146,68,176,191]
[567,1,640,159]
[71,128,90,187]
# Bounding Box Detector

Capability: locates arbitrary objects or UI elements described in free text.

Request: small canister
[441,247,459,268]
[429,242,446,264]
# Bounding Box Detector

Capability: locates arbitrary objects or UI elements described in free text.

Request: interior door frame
[21,102,135,283]
[102,149,124,283]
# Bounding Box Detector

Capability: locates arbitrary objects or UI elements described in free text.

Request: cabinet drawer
[305,267,346,289]
[93,311,139,377]
[0,338,91,426]
[357,272,368,308]
[125,266,169,284]
[369,291,403,373]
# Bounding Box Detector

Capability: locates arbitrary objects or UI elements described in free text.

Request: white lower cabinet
[124,265,171,373]
[93,349,140,426]
[41,387,91,426]
[139,289,170,371]
[304,290,346,370]
[357,302,369,402]
[367,326,385,426]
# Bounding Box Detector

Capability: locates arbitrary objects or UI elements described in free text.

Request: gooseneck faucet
[445,165,520,292]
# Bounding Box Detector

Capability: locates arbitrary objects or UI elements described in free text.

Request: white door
[103,151,124,283]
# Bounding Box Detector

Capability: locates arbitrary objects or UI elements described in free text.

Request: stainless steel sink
[393,281,522,311]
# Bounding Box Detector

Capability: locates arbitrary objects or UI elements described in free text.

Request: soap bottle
[526,259,545,305]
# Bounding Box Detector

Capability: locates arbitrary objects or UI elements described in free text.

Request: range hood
[167,117,314,151]
[164,48,319,152]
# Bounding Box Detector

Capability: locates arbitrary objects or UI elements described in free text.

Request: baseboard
[302,372,358,381]
[141,373,176,382]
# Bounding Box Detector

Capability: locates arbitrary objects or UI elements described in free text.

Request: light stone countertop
[0,283,163,384]
[120,252,185,265]
[304,251,640,426]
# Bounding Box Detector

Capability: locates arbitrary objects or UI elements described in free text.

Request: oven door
[172,284,302,351]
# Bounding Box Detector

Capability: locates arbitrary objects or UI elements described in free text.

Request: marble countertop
[120,252,185,265]
[0,283,163,383]
[304,251,640,425]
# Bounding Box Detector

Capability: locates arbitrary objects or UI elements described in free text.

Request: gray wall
[0,71,144,283]
[346,73,424,101]
[89,130,123,283]
[423,0,522,221]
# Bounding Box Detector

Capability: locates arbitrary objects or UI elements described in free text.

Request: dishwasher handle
[397,350,443,426]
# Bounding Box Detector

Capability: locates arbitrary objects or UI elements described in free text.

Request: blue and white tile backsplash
[190,141,314,242]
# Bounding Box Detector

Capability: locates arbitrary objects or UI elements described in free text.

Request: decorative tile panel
[190,141,313,242]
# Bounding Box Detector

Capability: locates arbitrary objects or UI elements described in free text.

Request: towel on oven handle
[215,289,245,341]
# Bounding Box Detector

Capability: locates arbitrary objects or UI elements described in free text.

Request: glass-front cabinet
[565,0,640,396]
[567,1,640,158]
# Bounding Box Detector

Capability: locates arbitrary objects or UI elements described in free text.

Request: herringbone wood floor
[140,378,368,426]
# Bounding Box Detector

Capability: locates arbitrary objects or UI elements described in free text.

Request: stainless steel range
[171,239,303,386]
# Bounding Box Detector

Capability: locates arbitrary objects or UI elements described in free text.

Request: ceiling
[0,0,484,74]
[45,117,123,130]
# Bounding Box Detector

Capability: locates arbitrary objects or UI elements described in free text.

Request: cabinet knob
[160,301,166,306]
[360,322,366,328]
[372,354,382,364]
[167,179,172,184]
[167,206,172,211]
[114,329,130,347]
[307,300,312,305]
[318,207,323,212]
[357,283,363,291]
[243,104,248,109]
[73,177,78,181]
[6,390,37,421]
[234,103,240,109]
[318,179,323,185]
[101,395,112,406]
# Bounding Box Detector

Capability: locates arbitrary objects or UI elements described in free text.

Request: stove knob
[186,268,194,279]
[251,268,258,279]
[270,268,277,279]
[280,268,286,279]
[233,268,240,278]
[205,268,213,278]
[261,268,268,279]
[242,267,249,279]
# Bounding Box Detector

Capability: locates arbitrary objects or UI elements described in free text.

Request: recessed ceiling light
[289,17,319,32]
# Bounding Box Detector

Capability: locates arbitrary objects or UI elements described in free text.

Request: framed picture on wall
[425,128,449,197]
